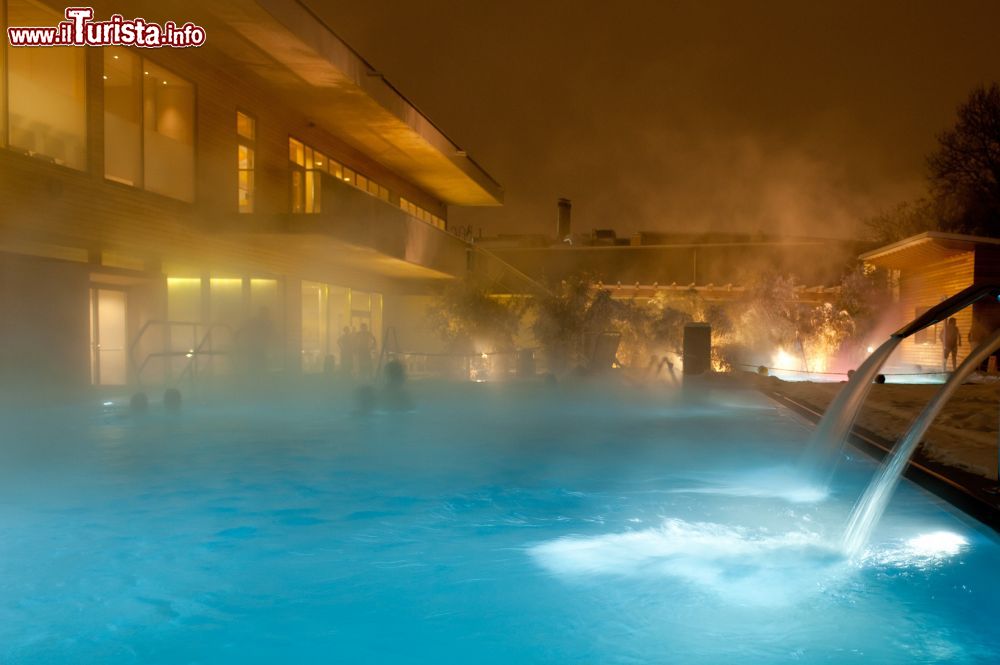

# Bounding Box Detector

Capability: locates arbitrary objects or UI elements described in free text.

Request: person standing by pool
[941,317,961,371]
[238,306,275,377]
[356,323,375,380]
[338,326,355,378]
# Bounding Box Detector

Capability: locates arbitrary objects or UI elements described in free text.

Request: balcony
[218,174,470,287]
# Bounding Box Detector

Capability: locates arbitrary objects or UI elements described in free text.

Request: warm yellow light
[772,348,797,370]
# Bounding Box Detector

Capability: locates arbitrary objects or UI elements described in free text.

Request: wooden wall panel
[895,253,974,371]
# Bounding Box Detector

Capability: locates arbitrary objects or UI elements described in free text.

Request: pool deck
[758,382,1000,533]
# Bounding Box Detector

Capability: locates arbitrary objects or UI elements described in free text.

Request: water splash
[530,519,972,607]
[529,518,841,606]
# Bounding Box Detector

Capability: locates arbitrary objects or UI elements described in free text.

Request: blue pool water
[1,382,998,663]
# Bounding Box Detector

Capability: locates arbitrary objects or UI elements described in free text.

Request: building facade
[861,232,1000,371]
[0,0,502,397]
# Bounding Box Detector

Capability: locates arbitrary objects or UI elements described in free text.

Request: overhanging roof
[860,232,1000,269]
[206,0,503,207]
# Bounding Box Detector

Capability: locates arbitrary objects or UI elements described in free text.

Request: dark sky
[304,0,1000,239]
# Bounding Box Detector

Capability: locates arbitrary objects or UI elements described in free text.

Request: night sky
[305,0,1000,239]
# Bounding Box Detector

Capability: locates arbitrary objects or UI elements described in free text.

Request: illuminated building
[0,0,502,393]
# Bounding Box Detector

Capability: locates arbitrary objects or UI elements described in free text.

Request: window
[399,197,446,230]
[102,50,195,201]
[289,137,321,213]
[289,138,305,213]
[237,111,255,213]
[143,61,195,201]
[104,49,141,185]
[7,0,87,169]
[285,137,404,216]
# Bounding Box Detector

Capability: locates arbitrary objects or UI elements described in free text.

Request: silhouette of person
[338,326,355,378]
[355,323,375,380]
[239,306,274,376]
[941,317,961,371]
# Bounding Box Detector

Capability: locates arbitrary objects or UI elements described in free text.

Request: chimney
[557,198,571,241]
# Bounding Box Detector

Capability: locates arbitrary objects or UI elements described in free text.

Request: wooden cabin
[861,232,1000,371]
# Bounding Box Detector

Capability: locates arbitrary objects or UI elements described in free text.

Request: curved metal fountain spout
[802,283,1000,478]
[842,326,1000,557]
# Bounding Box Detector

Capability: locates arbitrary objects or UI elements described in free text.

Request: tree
[927,83,1000,237]
[862,198,938,245]
[427,279,524,354]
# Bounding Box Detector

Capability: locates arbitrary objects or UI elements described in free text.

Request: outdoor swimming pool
[1,381,998,663]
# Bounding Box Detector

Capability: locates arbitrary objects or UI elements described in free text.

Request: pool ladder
[129,320,233,387]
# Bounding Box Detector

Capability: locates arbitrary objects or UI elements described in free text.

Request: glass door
[90,288,128,385]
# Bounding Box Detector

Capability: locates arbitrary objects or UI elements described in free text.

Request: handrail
[129,320,233,386]
[177,323,234,383]
[128,319,203,378]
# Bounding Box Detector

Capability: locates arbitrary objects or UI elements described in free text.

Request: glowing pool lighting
[102,401,113,406]
[773,348,797,369]
[864,530,970,568]
[906,531,968,557]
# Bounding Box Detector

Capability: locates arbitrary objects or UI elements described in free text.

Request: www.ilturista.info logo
[6,7,206,48]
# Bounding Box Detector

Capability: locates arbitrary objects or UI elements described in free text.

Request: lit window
[289,138,304,166]
[8,0,87,169]
[101,52,194,200]
[237,111,255,213]
[343,166,355,185]
[289,137,321,213]
[237,111,255,140]
[356,174,368,191]
[142,60,195,201]
[104,48,141,185]
[314,151,328,173]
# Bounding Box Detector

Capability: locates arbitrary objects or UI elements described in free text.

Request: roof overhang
[859,232,1000,269]
[205,0,502,207]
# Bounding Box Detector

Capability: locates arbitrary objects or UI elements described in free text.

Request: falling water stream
[800,336,901,479]
[842,327,1000,557]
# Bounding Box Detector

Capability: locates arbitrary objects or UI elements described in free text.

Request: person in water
[382,359,413,412]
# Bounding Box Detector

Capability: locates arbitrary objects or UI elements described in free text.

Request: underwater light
[906,531,967,557]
